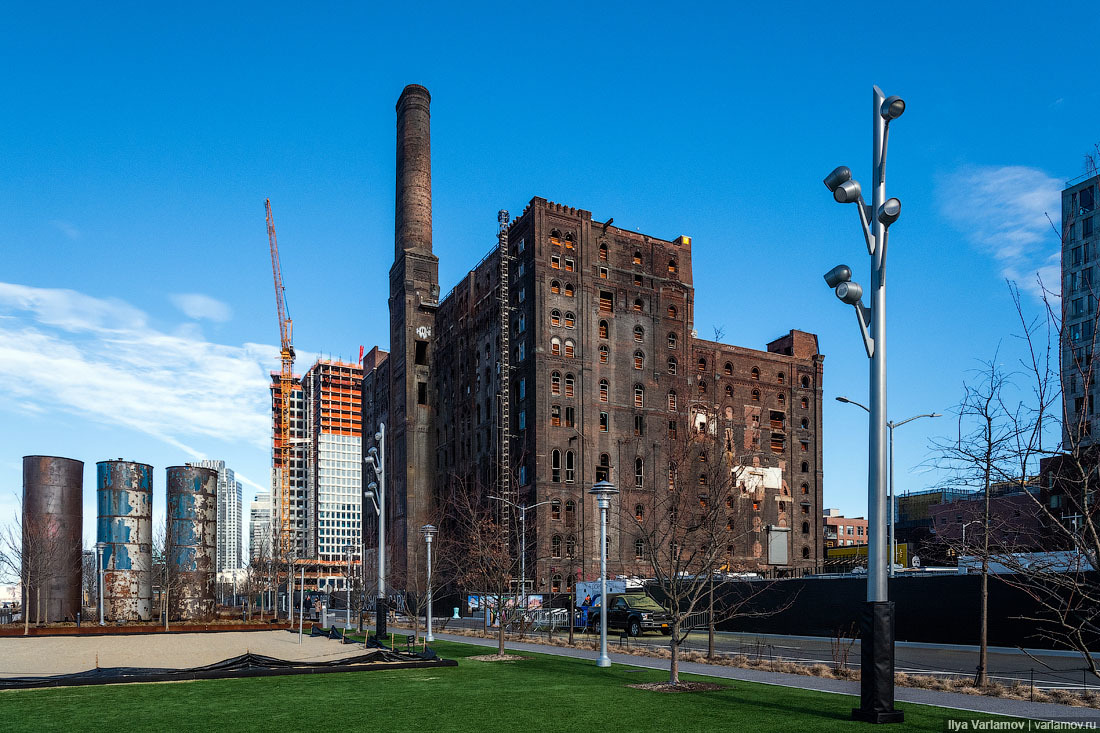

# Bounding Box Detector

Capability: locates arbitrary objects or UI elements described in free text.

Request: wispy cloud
[938,165,1063,298]
[50,220,81,241]
[170,293,233,322]
[0,282,274,454]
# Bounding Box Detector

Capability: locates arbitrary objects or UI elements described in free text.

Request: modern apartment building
[249,491,272,561]
[1062,172,1099,446]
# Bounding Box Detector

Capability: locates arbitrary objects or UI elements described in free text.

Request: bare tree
[625,426,789,685]
[390,501,458,643]
[0,506,65,633]
[152,524,186,630]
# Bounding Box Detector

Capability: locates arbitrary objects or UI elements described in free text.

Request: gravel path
[0,630,365,677]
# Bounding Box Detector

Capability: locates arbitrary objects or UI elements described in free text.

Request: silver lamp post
[823,85,907,724]
[488,496,552,617]
[588,479,618,668]
[94,541,106,625]
[364,423,386,639]
[421,524,437,643]
[837,397,940,577]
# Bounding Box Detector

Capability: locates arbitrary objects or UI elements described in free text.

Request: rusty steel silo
[22,456,84,623]
[166,465,217,620]
[96,460,154,622]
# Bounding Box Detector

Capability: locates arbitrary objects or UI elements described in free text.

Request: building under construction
[360,85,825,590]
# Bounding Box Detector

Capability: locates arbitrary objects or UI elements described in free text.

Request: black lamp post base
[852,600,904,724]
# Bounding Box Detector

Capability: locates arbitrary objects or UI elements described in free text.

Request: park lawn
[0,639,1011,733]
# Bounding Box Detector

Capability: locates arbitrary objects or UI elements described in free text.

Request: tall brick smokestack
[395,84,432,257]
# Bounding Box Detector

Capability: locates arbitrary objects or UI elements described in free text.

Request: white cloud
[0,282,273,453]
[50,220,81,241]
[939,165,1063,298]
[170,293,233,322]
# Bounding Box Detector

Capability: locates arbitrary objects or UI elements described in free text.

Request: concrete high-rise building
[1061,172,1099,446]
[249,491,272,561]
[270,375,307,559]
[361,84,825,589]
[187,459,244,571]
[301,359,364,563]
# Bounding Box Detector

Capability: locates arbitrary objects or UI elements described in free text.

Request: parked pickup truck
[587,593,673,637]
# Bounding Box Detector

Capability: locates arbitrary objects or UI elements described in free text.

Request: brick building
[361,85,825,590]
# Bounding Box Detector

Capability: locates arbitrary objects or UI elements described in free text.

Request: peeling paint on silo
[166,465,217,620]
[22,456,83,623]
[96,460,153,622]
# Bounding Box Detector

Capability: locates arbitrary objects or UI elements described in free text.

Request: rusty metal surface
[96,461,153,622]
[22,456,84,623]
[166,466,217,621]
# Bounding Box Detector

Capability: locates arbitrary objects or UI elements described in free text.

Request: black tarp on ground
[0,649,456,690]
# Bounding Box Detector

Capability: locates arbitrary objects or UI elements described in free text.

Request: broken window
[564,258,575,272]
[565,373,575,397]
[565,450,575,482]
[565,501,576,527]
[634,351,644,370]
[565,406,575,427]
[725,384,733,398]
[770,434,785,454]
[564,340,575,358]
[633,325,644,342]
[564,283,575,297]
[417,381,427,405]
[551,404,561,427]
[668,356,678,374]
[551,279,561,294]
[634,414,644,436]
[667,305,677,318]
[752,389,760,402]
[551,254,561,269]
[551,371,561,395]
[564,234,575,250]
[778,372,785,384]
[551,535,562,558]
[668,332,678,349]
[599,379,609,402]
[750,367,760,380]
[551,449,561,482]
[634,385,644,408]
[596,453,611,482]
[415,340,428,366]
[668,420,678,440]
[668,259,678,275]
[698,380,707,395]
[770,410,785,429]
[550,309,561,327]
[599,345,609,364]
[599,267,608,279]
[599,412,608,432]
[633,274,642,286]
[564,312,575,328]
[599,291,614,313]
[551,337,561,356]
[551,499,561,520]
[633,298,643,313]
[599,320,609,339]
[668,390,677,411]
[599,243,609,262]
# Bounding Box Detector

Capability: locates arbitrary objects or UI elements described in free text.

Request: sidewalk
[428,630,1100,723]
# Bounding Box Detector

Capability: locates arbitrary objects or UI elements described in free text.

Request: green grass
[0,639,1014,732]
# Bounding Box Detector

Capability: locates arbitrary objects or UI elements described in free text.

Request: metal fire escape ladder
[497,210,513,534]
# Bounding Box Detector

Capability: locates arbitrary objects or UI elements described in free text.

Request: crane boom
[266,198,295,561]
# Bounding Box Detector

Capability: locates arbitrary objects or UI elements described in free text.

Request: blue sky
[1,3,1097,553]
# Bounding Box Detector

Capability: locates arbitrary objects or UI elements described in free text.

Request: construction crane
[266,198,295,562]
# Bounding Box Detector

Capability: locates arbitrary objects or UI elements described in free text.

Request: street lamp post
[422,524,437,643]
[488,496,552,617]
[94,542,106,625]
[823,85,908,724]
[364,423,387,640]
[588,479,618,668]
[837,397,940,576]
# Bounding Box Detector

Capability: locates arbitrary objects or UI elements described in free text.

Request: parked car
[587,593,673,636]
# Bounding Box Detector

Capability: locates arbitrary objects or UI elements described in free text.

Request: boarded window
[599,291,614,313]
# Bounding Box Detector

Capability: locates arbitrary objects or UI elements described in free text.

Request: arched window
[667,305,677,318]
[550,229,562,245]
[564,233,575,250]
[551,449,561,482]
[564,339,575,358]
[698,473,708,486]
[634,538,645,560]
[634,385,644,408]
[564,312,575,328]
[698,380,707,395]
[778,372,785,384]
[801,375,811,388]
[634,351,644,370]
[634,503,645,521]
[668,332,678,349]
[565,373,575,397]
[802,546,811,559]
[801,482,809,495]
[778,393,786,406]
[551,535,562,558]
[564,282,575,297]
[599,379,609,402]
[801,522,810,535]
[550,309,561,327]
[599,320,609,339]
[632,250,642,265]
[668,259,678,275]
[596,454,611,482]
[566,534,576,556]
[725,385,733,398]
[724,362,733,376]
[598,243,609,262]
[752,389,760,402]
[551,280,561,294]
[668,390,677,411]
[551,574,563,592]
[551,499,561,520]
[599,345,609,364]
[751,367,760,380]
[565,450,576,482]
[635,457,644,487]
[800,397,809,409]
[697,357,707,372]
[565,501,576,526]
[551,371,561,395]
[633,325,644,342]
[800,417,809,429]
[633,298,643,313]
[666,357,678,375]
[550,337,561,356]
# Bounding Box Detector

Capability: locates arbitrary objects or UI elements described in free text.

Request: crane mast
[266,199,295,561]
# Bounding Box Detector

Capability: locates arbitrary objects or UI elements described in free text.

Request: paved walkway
[0,630,363,678]
[429,630,1100,723]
